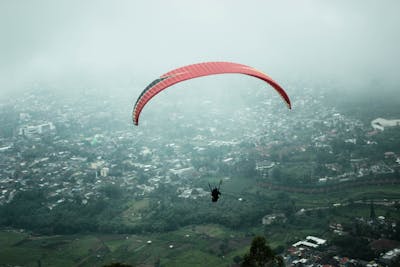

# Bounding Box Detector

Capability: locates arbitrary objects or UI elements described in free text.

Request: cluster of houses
[1,88,399,208]
[285,234,400,267]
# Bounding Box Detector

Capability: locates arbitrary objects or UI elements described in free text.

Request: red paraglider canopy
[133,61,291,125]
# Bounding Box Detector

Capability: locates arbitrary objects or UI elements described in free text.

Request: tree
[370,200,376,220]
[241,236,284,267]
[233,255,243,264]
[154,257,161,267]
[331,235,376,261]
[394,200,400,211]
[100,184,123,199]
[103,263,133,267]
[271,167,282,181]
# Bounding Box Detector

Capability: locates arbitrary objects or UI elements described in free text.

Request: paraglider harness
[208,180,222,202]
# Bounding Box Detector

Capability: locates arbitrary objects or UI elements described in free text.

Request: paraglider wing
[132,62,291,125]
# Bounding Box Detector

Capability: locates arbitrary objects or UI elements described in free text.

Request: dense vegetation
[0,182,283,235]
[0,188,126,234]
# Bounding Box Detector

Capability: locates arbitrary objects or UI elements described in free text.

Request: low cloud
[1,0,399,97]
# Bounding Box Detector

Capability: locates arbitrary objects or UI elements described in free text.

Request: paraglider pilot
[208,180,222,202]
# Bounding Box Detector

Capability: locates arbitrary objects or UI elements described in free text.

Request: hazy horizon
[1,0,399,99]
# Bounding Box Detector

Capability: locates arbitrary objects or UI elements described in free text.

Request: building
[169,167,197,179]
[371,118,400,131]
[292,236,327,249]
[262,213,286,225]
[19,122,56,137]
[379,248,400,266]
[100,167,109,177]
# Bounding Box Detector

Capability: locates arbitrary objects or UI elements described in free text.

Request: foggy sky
[1,0,399,97]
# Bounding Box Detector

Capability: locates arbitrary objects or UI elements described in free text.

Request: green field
[122,198,150,225]
[1,184,399,266]
[0,224,248,267]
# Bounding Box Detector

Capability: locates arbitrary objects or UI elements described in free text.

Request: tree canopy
[241,236,284,267]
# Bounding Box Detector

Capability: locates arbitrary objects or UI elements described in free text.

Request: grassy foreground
[1,183,399,266]
[0,224,250,267]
